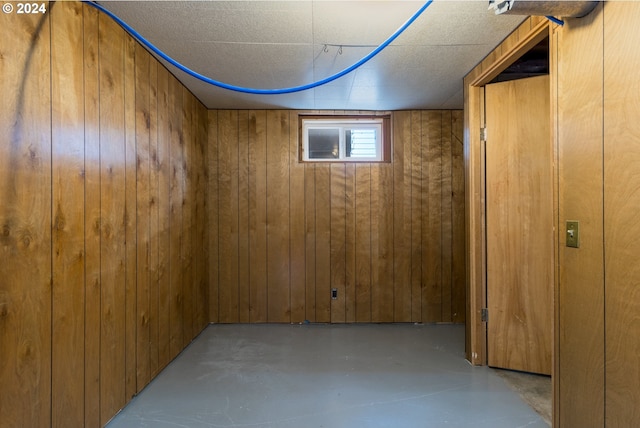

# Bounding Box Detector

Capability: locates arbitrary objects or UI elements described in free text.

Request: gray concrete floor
[107,324,549,428]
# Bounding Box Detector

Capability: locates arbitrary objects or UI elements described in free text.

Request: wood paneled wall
[466,3,640,426]
[208,110,465,324]
[556,2,640,426]
[0,3,208,427]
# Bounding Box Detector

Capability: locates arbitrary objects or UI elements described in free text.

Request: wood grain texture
[135,41,151,392]
[218,110,240,322]
[157,65,172,367]
[99,12,127,423]
[82,5,101,426]
[330,163,347,323]
[464,16,551,366]
[238,110,250,323]
[451,111,465,323]
[248,110,267,322]
[208,110,219,323]
[124,32,137,402]
[290,111,307,323]
[266,111,291,322]
[168,74,184,358]
[315,164,332,323]
[424,111,443,322]
[603,2,640,425]
[180,89,195,343]
[440,111,453,322]
[556,5,605,426]
[393,111,411,322]
[0,5,52,427]
[410,112,423,322]
[2,4,210,425]
[210,111,464,324]
[148,56,160,378]
[51,3,85,426]
[486,76,552,375]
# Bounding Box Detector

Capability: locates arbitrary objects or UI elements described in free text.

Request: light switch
[566,221,579,248]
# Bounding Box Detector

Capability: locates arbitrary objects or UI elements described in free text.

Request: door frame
[464,15,558,424]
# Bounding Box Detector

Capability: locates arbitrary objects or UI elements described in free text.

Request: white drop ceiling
[99,1,526,110]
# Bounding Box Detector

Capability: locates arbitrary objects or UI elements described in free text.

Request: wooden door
[485,75,552,375]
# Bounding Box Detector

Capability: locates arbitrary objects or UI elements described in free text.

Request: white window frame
[301,117,385,162]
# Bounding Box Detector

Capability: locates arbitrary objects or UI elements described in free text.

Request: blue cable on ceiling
[84,0,434,95]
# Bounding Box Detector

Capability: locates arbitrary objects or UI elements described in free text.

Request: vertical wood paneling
[373,162,395,322]
[238,110,250,322]
[290,111,307,323]
[2,5,210,425]
[393,111,412,322]
[451,111,465,322]
[196,101,209,331]
[207,110,219,323]
[441,111,453,322]
[123,33,138,402]
[180,89,194,342]
[410,111,423,322]
[345,164,357,323]
[168,68,184,359]
[51,3,85,426]
[266,110,291,322]
[218,110,240,323]
[330,163,347,323]
[315,164,332,322]
[604,2,640,425]
[82,5,101,426]
[424,111,443,322]
[557,6,605,426]
[135,42,151,391]
[98,13,127,423]
[0,5,52,427]
[157,65,172,366]
[148,57,160,377]
[304,164,317,322]
[354,165,372,322]
[211,111,464,325]
[248,110,267,322]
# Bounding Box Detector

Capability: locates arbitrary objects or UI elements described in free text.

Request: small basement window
[300,115,390,162]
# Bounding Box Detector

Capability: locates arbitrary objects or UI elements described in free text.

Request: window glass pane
[308,128,340,159]
[346,128,378,158]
